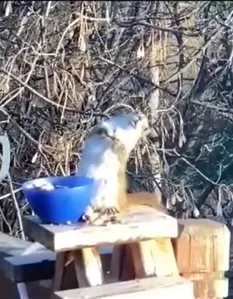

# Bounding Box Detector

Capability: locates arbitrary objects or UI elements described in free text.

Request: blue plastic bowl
[22,176,95,225]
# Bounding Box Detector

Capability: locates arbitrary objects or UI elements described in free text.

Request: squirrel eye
[130,117,139,128]
[98,127,109,136]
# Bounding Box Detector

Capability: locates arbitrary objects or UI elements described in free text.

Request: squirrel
[77,112,167,224]
[64,112,166,268]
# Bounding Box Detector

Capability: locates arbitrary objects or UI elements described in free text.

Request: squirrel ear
[94,115,110,126]
[87,124,111,138]
[96,127,110,137]
[93,116,102,126]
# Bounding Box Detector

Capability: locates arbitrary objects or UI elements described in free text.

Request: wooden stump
[173,219,230,299]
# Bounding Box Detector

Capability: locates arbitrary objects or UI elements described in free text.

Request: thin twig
[7,173,25,240]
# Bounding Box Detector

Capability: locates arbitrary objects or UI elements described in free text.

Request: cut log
[174,219,230,299]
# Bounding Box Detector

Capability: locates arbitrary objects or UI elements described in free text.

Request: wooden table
[22,205,194,298]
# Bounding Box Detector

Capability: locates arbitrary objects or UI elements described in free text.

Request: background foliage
[0,1,233,237]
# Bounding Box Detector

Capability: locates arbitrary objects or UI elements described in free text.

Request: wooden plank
[131,239,179,278]
[2,252,55,283]
[72,248,104,287]
[111,240,179,281]
[23,206,179,252]
[51,252,67,295]
[54,276,195,299]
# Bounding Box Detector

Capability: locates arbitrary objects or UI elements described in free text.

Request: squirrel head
[87,125,113,139]
[101,112,149,154]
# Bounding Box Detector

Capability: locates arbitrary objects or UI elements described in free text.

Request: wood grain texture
[182,272,228,298]
[174,219,230,299]
[131,239,179,277]
[54,275,195,299]
[73,248,104,287]
[175,219,230,273]
[23,206,179,252]
[51,252,67,295]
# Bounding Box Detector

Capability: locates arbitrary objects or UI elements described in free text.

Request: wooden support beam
[72,248,104,287]
[131,239,179,278]
[51,252,67,294]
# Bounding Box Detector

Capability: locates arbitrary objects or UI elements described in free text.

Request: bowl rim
[22,175,95,193]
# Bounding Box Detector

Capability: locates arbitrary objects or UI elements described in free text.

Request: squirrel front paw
[98,207,122,225]
[82,205,94,224]
[95,207,120,216]
[82,206,121,225]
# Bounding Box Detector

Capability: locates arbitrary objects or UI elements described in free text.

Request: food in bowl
[24,178,55,191]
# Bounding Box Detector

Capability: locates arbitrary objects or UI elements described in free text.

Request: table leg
[50,252,67,298]
[130,239,179,277]
[72,247,104,287]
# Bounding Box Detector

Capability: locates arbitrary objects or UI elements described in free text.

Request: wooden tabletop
[22,206,179,252]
